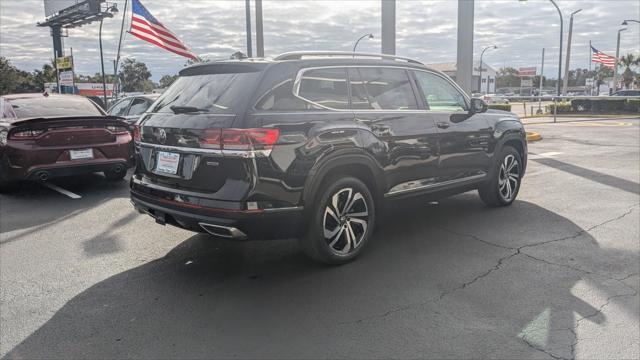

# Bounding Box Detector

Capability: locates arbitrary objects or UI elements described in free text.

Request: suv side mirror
[470,98,488,114]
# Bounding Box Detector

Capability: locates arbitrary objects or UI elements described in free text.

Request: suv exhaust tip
[199,223,248,240]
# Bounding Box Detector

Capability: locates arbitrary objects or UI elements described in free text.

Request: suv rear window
[149,72,261,114]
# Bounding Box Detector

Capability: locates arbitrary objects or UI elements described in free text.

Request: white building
[428,61,498,94]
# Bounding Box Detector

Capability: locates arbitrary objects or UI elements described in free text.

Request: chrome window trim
[136,142,271,158]
[385,173,486,197]
[283,65,470,113]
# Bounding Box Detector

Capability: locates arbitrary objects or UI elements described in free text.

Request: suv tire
[479,146,522,206]
[301,176,375,264]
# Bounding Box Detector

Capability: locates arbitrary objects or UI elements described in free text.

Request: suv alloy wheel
[478,146,522,206]
[302,176,375,264]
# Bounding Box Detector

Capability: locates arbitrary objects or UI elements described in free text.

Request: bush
[546,102,572,113]
[544,99,639,114]
[625,99,640,112]
[488,104,512,111]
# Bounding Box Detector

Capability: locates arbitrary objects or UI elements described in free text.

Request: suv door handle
[436,122,451,129]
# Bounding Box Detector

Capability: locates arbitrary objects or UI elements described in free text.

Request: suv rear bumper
[130,185,305,240]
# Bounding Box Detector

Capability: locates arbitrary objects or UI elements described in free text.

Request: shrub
[625,99,640,113]
[488,104,512,111]
[546,102,572,114]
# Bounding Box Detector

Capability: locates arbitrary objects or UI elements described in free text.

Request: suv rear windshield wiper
[169,105,209,114]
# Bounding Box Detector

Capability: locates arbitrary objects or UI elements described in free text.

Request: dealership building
[429,61,498,94]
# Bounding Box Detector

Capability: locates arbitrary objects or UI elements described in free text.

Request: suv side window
[413,71,468,112]
[348,67,418,110]
[108,99,131,117]
[296,68,349,110]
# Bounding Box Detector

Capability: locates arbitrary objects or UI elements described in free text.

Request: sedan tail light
[106,125,129,134]
[199,128,279,151]
[10,129,44,140]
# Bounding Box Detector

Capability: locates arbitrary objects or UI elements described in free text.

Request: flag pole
[589,40,592,95]
[114,0,129,100]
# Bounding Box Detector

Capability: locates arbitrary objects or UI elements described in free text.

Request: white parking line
[42,182,82,199]
[528,152,562,160]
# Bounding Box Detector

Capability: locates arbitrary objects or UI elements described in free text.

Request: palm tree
[618,53,640,89]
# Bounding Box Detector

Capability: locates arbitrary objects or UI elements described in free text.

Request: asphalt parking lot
[1,117,639,359]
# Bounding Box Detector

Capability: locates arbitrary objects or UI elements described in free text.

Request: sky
[1,0,639,81]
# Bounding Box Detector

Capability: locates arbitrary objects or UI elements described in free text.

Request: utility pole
[562,9,581,95]
[381,0,396,55]
[255,0,264,57]
[456,0,474,95]
[245,0,252,58]
[538,48,545,113]
[613,28,626,93]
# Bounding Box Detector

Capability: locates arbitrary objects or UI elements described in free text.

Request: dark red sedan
[0,93,133,191]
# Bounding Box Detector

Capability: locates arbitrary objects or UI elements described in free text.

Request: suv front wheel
[301,176,375,264]
[479,145,522,206]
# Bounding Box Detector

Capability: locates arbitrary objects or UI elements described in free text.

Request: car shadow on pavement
[3,194,638,359]
[0,173,130,236]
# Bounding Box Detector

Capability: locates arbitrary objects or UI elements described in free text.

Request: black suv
[130,51,527,264]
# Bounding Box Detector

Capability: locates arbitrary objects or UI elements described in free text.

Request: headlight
[0,128,7,146]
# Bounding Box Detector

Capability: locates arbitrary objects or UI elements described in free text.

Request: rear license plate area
[69,148,93,160]
[156,151,180,175]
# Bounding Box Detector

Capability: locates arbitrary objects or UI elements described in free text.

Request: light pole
[519,0,563,96]
[562,8,581,95]
[478,45,497,94]
[613,28,627,92]
[353,33,374,52]
[549,0,564,96]
[99,4,117,108]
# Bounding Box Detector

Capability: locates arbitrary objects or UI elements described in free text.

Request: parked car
[612,90,640,96]
[107,94,160,124]
[130,52,527,264]
[482,94,510,104]
[0,93,133,190]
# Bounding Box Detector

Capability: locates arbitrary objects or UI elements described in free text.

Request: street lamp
[353,33,374,53]
[562,8,581,95]
[478,45,497,94]
[519,0,563,96]
[99,3,118,108]
[621,20,640,25]
[613,28,627,92]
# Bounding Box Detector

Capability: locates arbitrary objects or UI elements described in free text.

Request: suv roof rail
[273,51,424,65]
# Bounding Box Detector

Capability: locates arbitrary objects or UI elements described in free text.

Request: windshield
[148,73,261,114]
[6,96,104,119]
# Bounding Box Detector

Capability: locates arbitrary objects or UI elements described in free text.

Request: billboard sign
[44,0,81,17]
[56,56,73,70]
[521,78,533,87]
[518,67,537,77]
[59,71,74,87]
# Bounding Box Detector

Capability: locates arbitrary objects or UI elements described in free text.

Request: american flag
[129,0,198,61]
[591,46,616,68]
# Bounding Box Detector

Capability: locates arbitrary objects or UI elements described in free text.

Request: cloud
[1,0,638,81]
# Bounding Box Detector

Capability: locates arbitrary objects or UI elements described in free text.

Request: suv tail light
[10,129,44,140]
[199,128,279,151]
[133,125,141,141]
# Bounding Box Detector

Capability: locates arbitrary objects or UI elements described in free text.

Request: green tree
[158,74,178,88]
[618,53,640,89]
[118,58,152,92]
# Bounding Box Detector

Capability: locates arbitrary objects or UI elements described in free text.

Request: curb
[526,131,542,142]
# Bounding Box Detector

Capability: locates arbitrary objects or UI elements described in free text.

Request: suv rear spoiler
[11,115,127,127]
